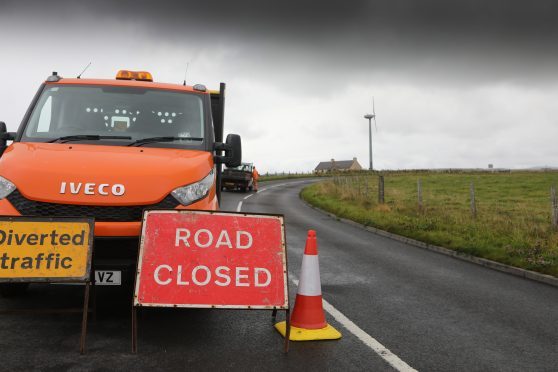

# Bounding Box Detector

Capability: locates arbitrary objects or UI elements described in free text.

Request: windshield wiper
[48,135,132,143]
[127,136,204,147]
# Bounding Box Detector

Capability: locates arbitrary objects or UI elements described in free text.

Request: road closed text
[154,265,272,287]
[152,228,270,287]
[175,228,253,249]
[136,211,288,308]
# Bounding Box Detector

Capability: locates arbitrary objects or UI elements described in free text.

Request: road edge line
[299,198,558,288]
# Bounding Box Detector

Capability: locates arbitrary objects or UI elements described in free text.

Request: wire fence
[326,172,558,231]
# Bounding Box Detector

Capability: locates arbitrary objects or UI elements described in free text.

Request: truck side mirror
[214,134,242,168]
[225,134,241,167]
[0,122,15,156]
[0,122,6,148]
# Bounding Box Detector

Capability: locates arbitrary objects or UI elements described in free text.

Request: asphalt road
[1,178,557,371]
[225,179,558,371]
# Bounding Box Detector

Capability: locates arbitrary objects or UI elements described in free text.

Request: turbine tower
[363,98,377,171]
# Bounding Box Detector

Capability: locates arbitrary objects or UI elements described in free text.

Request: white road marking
[234,181,289,215]
[291,277,417,372]
[237,188,265,212]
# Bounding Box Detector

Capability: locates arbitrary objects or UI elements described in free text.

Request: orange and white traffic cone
[275,230,342,341]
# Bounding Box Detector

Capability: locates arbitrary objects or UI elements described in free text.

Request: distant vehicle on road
[222,163,255,192]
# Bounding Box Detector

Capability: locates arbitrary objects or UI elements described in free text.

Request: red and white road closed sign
[134,210,288,309]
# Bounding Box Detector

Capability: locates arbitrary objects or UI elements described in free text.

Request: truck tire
[0,283,30,298]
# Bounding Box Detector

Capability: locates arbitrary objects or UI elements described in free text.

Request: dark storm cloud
[5,0,558,44]
[4,0,558,86]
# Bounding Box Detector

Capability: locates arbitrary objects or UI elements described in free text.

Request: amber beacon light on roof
[115,70,153,82]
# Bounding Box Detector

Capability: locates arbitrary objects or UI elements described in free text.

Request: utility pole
[364,114,375,170]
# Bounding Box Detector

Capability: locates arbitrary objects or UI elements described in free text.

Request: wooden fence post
[551,185,558,230]
[378,175,385,204]
[417,178,423,212]
[357,176,362,197]
[470,181,477,219]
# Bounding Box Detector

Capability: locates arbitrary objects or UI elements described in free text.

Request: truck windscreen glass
[22,85,205,146]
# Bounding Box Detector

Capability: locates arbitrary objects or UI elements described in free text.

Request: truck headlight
[171,169,215,206]
[0,176,15,199]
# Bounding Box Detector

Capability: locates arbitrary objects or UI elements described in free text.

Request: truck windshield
[22,85,206,147]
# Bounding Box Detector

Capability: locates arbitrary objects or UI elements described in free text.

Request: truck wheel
[0,283,30,298]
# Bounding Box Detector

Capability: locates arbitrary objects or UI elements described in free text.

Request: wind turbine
[363,98,377,171]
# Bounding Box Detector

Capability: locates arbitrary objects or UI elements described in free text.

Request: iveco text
[59,182,125,196]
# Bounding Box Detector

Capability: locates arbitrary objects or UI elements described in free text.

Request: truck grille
[6,190,179,222]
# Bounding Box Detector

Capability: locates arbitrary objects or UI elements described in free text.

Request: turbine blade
[372,97,375,115]
[374,117,378,132]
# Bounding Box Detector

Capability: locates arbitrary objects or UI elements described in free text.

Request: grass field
[301,171,558,277]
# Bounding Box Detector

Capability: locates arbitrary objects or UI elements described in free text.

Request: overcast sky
[1,0,558,172]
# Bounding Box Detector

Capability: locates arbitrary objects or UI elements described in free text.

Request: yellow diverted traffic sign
[0,217,94,282]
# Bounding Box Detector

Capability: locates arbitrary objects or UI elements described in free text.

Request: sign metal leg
[91,280,97,322]
[272,308,277,322]
[80,281,91,355]
[132,306,138,353]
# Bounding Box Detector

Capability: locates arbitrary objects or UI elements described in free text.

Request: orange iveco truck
[0,70,241,295]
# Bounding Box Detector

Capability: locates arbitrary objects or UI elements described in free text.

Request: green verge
[300,172,558,277]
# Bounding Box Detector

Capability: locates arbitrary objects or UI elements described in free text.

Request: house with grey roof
[314,158,363,173]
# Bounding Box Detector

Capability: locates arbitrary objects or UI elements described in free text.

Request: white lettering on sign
[151,264,272,287]
[194,229,213,248]
[175,228,190,247]
[192,265,211,285]
[177,265,189,286]
[236,267,249,287]
[174,228,253,250]
[215,266,231,286]
[254,268,271,287]
[154,264,172,285]
[59,182,126,196]
[236,231,252,249]
[215,230,232,248]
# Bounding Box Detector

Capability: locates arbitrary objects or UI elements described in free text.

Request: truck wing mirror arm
[214,134,242,168]
[0,132,16,141]
[0,122,15,157]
